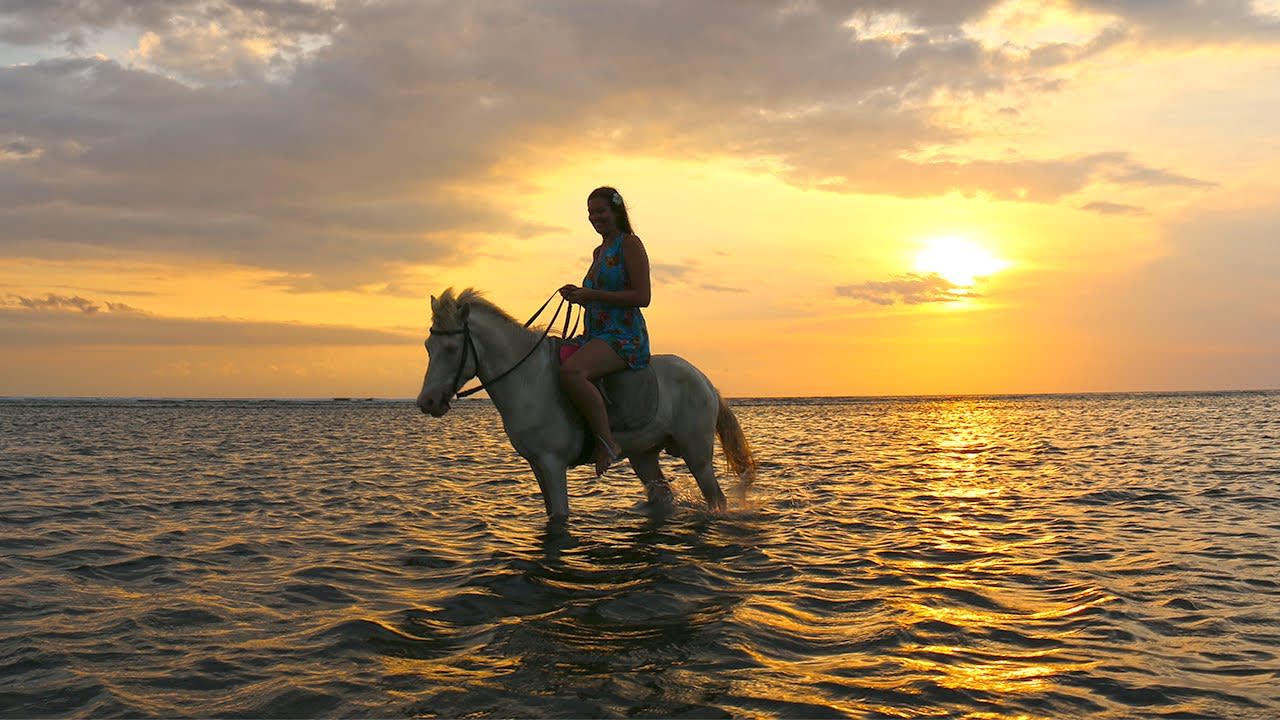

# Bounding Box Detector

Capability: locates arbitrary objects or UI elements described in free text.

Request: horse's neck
[470,312,561,416]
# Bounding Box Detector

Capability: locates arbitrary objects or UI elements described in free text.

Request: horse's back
[650,353,711,384]
[649,354,719,416]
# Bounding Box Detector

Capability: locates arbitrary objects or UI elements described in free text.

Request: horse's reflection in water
[413,511,748,716]
[417,288,756,524]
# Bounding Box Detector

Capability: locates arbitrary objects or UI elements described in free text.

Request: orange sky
[2,1,1278,398]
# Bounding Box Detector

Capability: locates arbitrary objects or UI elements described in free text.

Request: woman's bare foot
[594,437,622,477]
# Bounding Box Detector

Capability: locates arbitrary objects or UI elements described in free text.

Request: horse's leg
[528,457,570,523]
[680,439,727,513]
[628,450,675,510]
[685,456,727,513]
[661,364,728,513]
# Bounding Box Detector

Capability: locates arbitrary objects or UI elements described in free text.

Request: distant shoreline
[2,389,1277,404]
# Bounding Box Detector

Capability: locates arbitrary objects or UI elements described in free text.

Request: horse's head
[416,291,476,417]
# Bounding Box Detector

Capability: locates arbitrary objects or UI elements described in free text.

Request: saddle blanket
[555,340,660,466]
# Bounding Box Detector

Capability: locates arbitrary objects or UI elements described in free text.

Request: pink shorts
[558,343,580,364]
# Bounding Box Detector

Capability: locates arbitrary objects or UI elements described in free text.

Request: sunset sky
[2,0,1278,398]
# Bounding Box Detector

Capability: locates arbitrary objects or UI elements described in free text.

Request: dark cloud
[13,292,104,313]
[0,52,515,289]
[0,0,337,48]
[1,292,417,346]
[836,273,976,305]
[2,138,41,159]
[12,293,147,314]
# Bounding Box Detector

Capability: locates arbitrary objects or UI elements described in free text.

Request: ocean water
[2,392,1279,719]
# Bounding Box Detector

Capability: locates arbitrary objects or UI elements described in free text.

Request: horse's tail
[716,394,756,490]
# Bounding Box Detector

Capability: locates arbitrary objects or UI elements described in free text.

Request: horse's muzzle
[417,392,451,417]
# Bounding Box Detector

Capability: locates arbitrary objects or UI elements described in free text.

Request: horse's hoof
[644,485,675,511]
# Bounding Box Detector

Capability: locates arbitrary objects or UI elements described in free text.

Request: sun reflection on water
[848,397,1124,713]
[5,395,1278,717]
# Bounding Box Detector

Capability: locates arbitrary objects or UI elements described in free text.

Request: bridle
[428,289,580,400]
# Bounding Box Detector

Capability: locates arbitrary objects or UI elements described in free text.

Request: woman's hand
[560,284,594,304]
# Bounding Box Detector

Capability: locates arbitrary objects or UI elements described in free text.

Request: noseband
[428,289,579,400]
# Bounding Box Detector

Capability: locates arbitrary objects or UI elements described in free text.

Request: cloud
[1108,164,1216,188]
[0,1,1229,292]
[13,293,105,313]
[700,284,748,294]
[1,292,417,346]
[2,138,42,161]
[651,261,744,292]
[780,149,1213,201]
[651,263,696,284]
[1081,201,1148,215]
[1075,0,1280,44]
[836,273,977,305]
[0,55,509,289]
[7,292,145,315]
[0,0,338,54]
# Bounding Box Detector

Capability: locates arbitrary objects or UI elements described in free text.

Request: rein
[429,289,580,400]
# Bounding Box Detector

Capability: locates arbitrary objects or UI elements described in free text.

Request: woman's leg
[558,339,628,476]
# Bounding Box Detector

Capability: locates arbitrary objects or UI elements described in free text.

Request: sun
[914,236,1010,287]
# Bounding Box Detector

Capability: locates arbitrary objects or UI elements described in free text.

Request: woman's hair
[588,186,633,234]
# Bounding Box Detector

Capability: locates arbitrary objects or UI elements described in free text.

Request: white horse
[416,288,756,523]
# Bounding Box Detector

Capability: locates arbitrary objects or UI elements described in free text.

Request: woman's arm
[571,235,651,307]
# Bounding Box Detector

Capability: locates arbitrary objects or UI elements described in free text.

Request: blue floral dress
[575,233,650,369]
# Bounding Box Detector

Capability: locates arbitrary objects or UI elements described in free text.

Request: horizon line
[2,387,1277,403]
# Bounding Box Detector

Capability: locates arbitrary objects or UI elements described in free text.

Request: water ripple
[2,393,1279,717]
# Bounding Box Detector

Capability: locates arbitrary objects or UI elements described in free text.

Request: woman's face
[587,197,619,237]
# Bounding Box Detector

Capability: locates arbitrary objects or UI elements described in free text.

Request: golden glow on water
[4,394,1278,717]
[844,397,1129,714]
[903,650,1065,693]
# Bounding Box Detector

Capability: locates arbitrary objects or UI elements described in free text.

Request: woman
[558,186,652,477]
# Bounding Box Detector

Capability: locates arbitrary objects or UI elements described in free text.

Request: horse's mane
[432,287,522,330]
